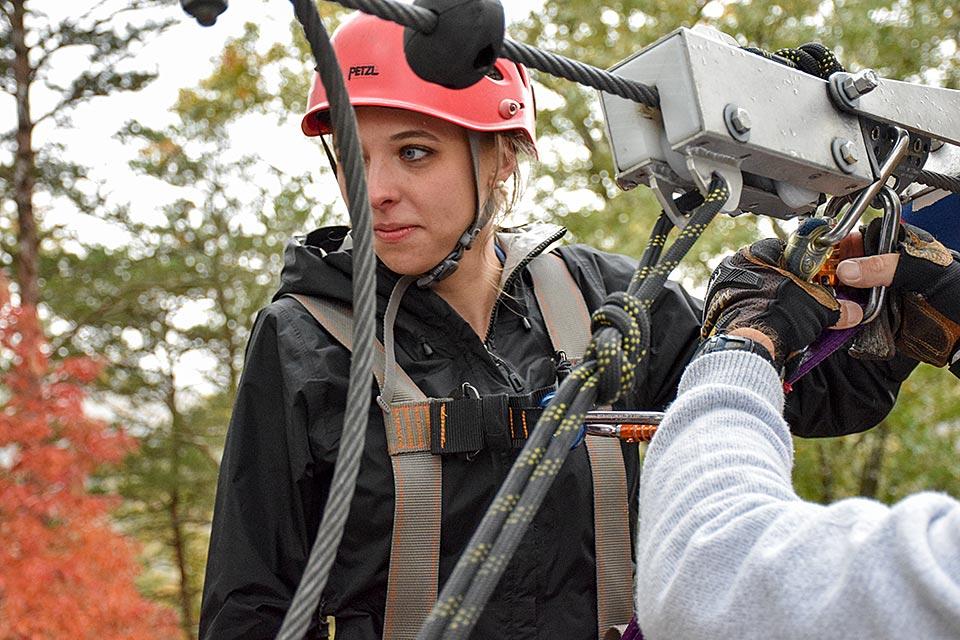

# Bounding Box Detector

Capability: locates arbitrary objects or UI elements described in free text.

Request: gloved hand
[837,219,960,368]
[701,238,861,370]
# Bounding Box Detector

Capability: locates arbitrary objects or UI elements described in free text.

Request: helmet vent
[485,65,504,81]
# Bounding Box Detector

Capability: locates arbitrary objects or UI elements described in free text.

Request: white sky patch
[174,349,220,398]
[701,1,725,20]
[170,298,216,331]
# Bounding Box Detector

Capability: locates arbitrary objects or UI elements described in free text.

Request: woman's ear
[496,142,517,183]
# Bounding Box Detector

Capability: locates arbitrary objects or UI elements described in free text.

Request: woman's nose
[365,158,399,212]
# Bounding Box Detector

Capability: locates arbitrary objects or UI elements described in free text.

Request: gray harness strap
[528,255,635,638]
[287,293,442,640]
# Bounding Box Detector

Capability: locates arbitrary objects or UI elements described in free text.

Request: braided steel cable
[419,176,729,640]
[275,1,378,638]
[916,169,960,194]
[329,0,661,108]
[501,38,660,107]
[334,0,437,31]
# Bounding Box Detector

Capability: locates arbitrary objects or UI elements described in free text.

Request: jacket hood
[273,223,568,307]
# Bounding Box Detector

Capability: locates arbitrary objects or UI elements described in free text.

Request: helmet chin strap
[416,132,493,289]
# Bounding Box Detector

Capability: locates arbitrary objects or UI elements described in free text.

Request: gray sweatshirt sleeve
[635,350,960,640]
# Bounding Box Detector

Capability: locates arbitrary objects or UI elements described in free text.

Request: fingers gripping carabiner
[783,127,911,313]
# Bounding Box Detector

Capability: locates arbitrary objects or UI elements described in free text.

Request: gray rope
[330,0,661,108]
[501,38,660,107]
[917,169,960,194]
[334,0,437,31]
[276,0,378,637]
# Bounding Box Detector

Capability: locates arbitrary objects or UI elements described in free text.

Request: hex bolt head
[730,107,751,134]
[839,140,857,164]
[841,69,880,100]
[723,104,752,142]
[831,137,859,173]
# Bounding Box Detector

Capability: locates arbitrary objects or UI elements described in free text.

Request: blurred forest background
[2,0,958,637]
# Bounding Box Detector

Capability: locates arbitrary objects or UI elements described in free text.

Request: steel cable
[276,1,378,637]
[329,0,661,108]
[916,169,960,194]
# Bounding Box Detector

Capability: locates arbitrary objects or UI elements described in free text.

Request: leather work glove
[838,218,960,371]
[702,238,848,371]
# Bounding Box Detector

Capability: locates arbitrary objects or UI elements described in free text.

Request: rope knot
[588,291,648,404]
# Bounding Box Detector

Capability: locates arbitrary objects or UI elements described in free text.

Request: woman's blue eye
[400,146,429,161]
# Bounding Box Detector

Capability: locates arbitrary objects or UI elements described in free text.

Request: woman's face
[338,107,494,276]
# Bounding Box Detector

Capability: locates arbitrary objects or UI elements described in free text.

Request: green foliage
[793,365,960,503]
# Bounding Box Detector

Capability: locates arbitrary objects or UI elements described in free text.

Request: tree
[0,0,175,307]
[0,282,181,638]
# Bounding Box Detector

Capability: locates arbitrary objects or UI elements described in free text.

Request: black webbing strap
[428,388,553,454]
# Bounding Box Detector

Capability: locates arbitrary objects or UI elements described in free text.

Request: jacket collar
[496,223,567,289]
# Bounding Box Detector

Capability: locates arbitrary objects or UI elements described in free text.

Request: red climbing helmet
[301,12,536,150]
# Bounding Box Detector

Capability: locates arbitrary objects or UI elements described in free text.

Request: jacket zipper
[482,227,568,394]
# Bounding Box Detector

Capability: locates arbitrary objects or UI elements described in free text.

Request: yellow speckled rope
[744,42,845,80]
[419,174,729,640]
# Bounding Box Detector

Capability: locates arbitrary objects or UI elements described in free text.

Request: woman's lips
[374,225,417,243]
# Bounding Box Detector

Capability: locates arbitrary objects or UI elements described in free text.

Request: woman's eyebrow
[389,129,442,143]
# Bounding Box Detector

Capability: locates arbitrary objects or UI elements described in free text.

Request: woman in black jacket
[199,12,917,640]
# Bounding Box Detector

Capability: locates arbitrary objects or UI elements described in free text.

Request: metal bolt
[729,107,751,135]
[931,138,945,152]
[723,103,752,142]
[841,69,880,101]
[838,140,858,164]
[831,137,859,173]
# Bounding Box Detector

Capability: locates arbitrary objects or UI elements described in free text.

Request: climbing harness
[285,237,635,638]
[178,0,960,638]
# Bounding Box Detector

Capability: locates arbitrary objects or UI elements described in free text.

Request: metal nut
[841,69,880,101]
[831,137,859,173]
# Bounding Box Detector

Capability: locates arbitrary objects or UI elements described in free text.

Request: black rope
[743,42,844,80]
[418,176,729,640]
[916,169,960,194]
[329,0,661,108]
[276,1,379,638]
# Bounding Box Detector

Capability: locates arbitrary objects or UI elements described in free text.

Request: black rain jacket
[199,224,917,640]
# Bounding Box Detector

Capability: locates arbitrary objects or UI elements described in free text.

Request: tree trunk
[858,422,890,499]
[169,488,196,640]
[167,383,196,640]
[11,0,40,308]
